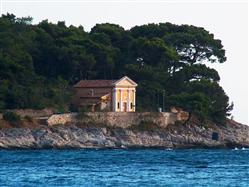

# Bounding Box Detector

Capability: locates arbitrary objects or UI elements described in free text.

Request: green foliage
[3,111,21,126]
[24,115,33,122]
[167,92,210,121]
[0,14,231,124]
[77,106,91,120]
[69,104,79,112]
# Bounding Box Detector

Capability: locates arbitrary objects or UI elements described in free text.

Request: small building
[73,76,137,112]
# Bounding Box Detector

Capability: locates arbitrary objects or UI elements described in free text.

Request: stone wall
[8,108,55,118]
[47,112,178,128]
[47,113,77,126]
[0,108,55,120]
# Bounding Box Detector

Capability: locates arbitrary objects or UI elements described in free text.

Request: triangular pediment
[113,76,137,87]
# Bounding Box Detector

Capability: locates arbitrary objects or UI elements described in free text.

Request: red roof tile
[74,80,116,88]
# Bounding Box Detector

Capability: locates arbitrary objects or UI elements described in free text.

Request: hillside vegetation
[0,14,233,123]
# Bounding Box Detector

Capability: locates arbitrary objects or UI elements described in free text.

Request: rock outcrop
[0,119,248,149]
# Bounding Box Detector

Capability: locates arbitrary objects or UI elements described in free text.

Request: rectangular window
[117,102,120,109]
[130,103,133,109]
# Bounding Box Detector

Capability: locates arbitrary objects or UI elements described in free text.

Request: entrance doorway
[123,102,127,112]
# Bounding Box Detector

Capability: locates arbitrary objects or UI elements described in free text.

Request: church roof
[74,76,137,88]
[73,80,116,88]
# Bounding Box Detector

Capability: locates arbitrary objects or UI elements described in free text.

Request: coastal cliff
[0,118,248,149]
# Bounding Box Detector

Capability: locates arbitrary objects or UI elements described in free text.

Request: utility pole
[162,90,165,112]
[157,91,160,108]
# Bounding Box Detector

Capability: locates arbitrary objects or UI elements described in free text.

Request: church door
[123,102,127,112]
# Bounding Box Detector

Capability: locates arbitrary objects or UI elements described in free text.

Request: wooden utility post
[162,90,165,112]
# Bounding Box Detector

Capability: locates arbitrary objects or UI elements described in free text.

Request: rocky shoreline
[0,119,248,149]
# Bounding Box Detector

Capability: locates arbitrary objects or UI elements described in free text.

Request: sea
[0,149,248,186]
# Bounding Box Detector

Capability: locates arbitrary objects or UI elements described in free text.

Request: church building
[73,76,137,112]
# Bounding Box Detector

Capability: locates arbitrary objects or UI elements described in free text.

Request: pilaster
[112,88,116,111]
[127,89,130,112]
[120,89,123,112]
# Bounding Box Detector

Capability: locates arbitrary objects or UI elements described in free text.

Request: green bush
[24,115,33,122]
[3,112,21,122]
[55,104,67,114]
[3,112,21,127]
[77,107,91,120]
[69,104,78,112]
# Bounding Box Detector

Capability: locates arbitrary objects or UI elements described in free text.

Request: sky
[0,0,248,124]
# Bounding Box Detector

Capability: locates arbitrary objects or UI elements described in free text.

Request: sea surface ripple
[0,149,248,186]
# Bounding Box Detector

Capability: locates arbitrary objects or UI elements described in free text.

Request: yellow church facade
[112,76,137,112]
[73,76,137,112]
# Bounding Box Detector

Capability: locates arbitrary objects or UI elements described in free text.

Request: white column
[120,89,123,112]
[127,89,130,112]
[133,89,136,112]
[112,88,116,111]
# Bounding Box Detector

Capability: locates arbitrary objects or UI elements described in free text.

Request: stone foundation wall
[0,108,55,120]
[47,112,178,128]
[47,113,77,126]
[6,108,55,118]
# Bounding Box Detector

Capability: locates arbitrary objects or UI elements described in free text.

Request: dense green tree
[0,14,232,124]
[130,23,226,65]
[185,80,233,123]
[167,92,211,122]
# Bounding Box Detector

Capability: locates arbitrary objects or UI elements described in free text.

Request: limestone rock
[0,119,248,149]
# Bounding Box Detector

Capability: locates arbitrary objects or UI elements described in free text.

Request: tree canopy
[0,13,233,123]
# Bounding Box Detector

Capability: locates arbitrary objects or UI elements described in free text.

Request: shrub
[69,104,78,112]
[3,112,21,127]
[77,106,91,120]
[24,115,33,122]
[55,104,67,114]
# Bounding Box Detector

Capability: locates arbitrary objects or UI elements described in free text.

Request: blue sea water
[0,149,248,187]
